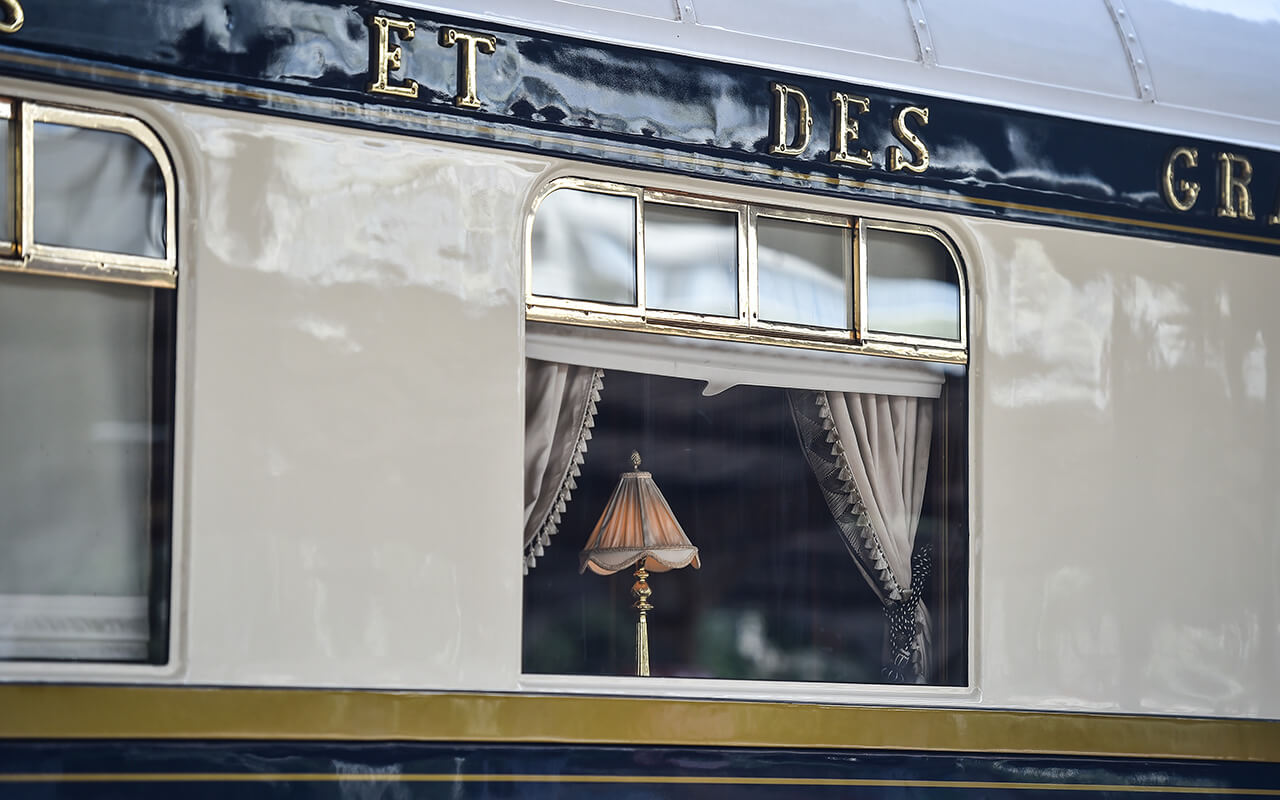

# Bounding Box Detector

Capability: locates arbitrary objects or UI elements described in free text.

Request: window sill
[518,672,978,706]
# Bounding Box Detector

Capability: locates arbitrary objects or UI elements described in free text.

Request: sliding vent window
[34,123,166,259]
[643,203,738,317]
[531,187,637,306]
[0,102,176,664]
[526,178,967,364]
[756,216,850,330]
[863,225,962,342]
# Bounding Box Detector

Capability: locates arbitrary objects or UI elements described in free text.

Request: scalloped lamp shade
[579,460,700,576]
[579,451,699,677]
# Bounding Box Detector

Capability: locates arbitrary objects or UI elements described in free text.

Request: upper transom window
[0,100,176,287]
[527,178,966,362]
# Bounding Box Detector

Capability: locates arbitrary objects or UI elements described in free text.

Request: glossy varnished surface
[0,77,1273,719]
[971,222,1280,717]
[0,712,1278,797]
[0,1,1278,255]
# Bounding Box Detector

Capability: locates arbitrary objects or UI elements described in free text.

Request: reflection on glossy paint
[1034,567,1121,711]
[1243,331,1267,400]
[532,187,636,304]
[943,134,1154,208]
[191,116,541,301]
[1120,276,1257,401]
[986,237,1113,409]
[1166,0,1280,23]
[1125,276,1191,368]
[1143,622,1251,715]
[293,316,363,354]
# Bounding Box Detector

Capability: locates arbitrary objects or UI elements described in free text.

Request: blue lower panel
[1,742,1277,797]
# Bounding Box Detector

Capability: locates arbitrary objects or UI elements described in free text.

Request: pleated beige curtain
[788,390,934,682]
[523,359,604,572]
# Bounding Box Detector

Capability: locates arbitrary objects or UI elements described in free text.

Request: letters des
[768,83,931,175]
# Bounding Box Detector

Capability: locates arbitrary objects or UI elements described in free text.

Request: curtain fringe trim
[812,391,905,602]
[524,368,605,574]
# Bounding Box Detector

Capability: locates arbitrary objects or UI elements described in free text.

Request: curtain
[788,390,934,683]
[523,359,604,572]
[0,273,158,660]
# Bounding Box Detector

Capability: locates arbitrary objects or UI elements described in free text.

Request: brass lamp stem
[632,565,653,677]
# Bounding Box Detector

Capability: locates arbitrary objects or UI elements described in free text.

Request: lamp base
[632,565,653,677]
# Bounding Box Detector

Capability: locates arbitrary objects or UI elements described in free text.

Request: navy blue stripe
[2,741,1278,796]
[2,0,1279,255]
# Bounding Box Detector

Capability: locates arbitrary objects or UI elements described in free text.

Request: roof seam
[1104,0,1156,102]
[904,0,936,67]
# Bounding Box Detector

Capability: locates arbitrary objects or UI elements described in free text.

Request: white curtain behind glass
[789,390,933,682]
[33,122,166,259]
[524,359,603,572]
[0,273,154,659]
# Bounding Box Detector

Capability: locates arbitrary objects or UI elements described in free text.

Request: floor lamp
[579,451,700,677]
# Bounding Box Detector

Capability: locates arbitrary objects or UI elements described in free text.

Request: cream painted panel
[971,220,1279,718]
[171,107,543,689]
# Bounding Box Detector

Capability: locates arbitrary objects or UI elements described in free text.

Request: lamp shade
[579,452,700,575]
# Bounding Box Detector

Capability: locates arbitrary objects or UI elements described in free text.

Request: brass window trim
[526,177,968,365]
[750,205,855,334]
[857,218,968,353]
[0,99,177,288]
[642,189,747,324]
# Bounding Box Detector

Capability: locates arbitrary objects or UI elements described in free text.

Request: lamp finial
[630,450,642,470]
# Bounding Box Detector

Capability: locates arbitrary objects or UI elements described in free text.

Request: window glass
[757,217,849,329]
[523,366,967,685]
[532,188,636,305]
[0,119,12,245]
[864,227,961,340]
[644,203,737,317]
[33,122,166,259]
[0,272,172,662]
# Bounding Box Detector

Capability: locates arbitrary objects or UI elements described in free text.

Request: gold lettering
[1216,152,1255,220]
[0,0,23,34]
[367,15,419,98]
[829,92,872,168]
[1160,146,1200,212]
[1269,187,1280,225]
[768,82,813,157]
[439,27,497,110]
[888,105,930,173]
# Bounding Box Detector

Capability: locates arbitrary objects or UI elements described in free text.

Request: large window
[523,179,968,687]
[0,100,176,664]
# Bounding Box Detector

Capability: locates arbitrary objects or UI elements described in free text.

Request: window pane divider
[635,186,647,311]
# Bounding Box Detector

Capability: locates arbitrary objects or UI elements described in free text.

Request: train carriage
[0,0,1277,795]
